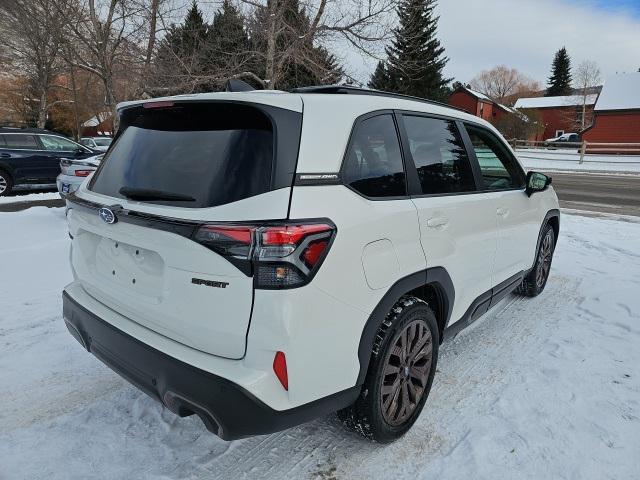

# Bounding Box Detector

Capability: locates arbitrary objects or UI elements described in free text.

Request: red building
[449,86,513,124]
[582,72,640,146]
[81,112,113,137]
[513,94,598,141]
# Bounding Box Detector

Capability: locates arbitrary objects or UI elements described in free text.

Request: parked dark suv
[0,128,96,196]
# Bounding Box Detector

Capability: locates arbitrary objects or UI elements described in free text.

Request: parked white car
[56,154,102,197]
[62,86,559,443]
[79,136,112,152]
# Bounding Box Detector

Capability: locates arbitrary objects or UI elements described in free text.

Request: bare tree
[61,0,147,121]
[243,0,395,89]
[574,60,601,130]
[470,65,540,104]
[0,0,70,127]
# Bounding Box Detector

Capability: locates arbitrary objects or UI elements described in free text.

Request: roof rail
[290,85,466,113]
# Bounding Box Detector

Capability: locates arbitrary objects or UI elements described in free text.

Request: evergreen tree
[206,0,251,85]
[154,1,209,92]
[384,0,450,100]
[249,0,343,89]
[368,60,390,90]
[546,47,572,96]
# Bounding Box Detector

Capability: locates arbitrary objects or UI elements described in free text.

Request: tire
[516,224,556,297]
[338,296,439,443]
[0,169,13,197]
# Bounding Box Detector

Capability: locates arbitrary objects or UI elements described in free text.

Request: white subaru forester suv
[63,85,559,443]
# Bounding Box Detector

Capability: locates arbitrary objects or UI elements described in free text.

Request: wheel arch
[355,267,454,385]
[530,209,560,271]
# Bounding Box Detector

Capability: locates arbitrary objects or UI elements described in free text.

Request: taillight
[193,221,335,288]
[74,169,93,177]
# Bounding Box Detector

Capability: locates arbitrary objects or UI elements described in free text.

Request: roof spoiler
[225,79,255,92]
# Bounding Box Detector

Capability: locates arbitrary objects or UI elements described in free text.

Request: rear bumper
[62,291,359,440]
[56,174,83,197]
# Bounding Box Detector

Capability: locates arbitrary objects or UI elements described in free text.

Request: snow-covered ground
[0,191,61,205]
[1,207,639,479]
[516,148,640,173]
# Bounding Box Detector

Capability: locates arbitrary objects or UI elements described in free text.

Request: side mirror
[526,171,551,197]
[74,147,85,155]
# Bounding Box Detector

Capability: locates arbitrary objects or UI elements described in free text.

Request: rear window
[4,134,38,149]
[90,103,277,208]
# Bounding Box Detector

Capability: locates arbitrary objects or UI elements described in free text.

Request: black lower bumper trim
[62,291,360,440]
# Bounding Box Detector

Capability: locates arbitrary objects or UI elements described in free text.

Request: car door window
[4,134,38,149]
[465,124,525,190]
[403,116,476,195]
[40,135,80,152]
[343,114,406,197]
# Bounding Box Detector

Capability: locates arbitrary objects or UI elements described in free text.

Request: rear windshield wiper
[119,187,196,202]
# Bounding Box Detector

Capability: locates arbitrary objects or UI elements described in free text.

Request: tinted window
[403,116,476,195]
[4,134,38,149]
[94,138,112,146]
[343,114,406,197]
[0,135,5,147]
[90,103,274,208]
[465,124,525,190]
[40,135,80,151]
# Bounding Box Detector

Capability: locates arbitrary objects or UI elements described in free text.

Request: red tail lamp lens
[261,224,332,245]
[302,240,329,268]
[273,351,288,391]
[74,169,93,177]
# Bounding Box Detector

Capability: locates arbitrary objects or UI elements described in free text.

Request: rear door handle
[497,207,509,217]
[426,216,449,228]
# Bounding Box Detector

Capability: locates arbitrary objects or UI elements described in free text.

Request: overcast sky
[345,0,640,86]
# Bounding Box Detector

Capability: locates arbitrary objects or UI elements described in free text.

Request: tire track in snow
[180,275,581,480]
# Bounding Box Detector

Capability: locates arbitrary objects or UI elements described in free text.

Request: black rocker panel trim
[62,291,360,440]
[355,267,455,385]
[443,270,525,341]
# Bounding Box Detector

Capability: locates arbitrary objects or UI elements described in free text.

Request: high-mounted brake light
[193,221,335,288]
[143,101,175,109]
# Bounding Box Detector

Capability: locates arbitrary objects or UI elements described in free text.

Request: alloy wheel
[536,230,554,288]
[0,175,6,194]
[380,319,433,426]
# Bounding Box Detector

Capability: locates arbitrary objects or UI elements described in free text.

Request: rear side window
[343,114,406,198]
[90,103,276,208]
[402,116,476,195]
[465,124,525,190]
[40,135,80,151]
[4,134,38,149]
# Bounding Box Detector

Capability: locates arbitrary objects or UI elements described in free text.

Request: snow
[1,207,640,479]
[0,191,61,204]
[514,94,598,109]
[594,72,640,111]
[462,86,492,101]
[516,148,640,173]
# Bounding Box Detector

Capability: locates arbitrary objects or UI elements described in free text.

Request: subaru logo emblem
[98,207,117,224]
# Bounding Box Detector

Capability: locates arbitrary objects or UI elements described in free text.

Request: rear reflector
[273,351,288,390]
